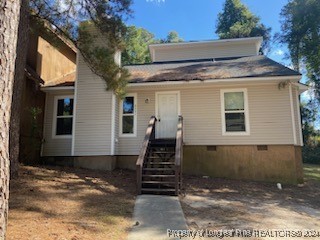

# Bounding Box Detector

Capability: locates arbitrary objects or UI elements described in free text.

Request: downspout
[289,83,297,145]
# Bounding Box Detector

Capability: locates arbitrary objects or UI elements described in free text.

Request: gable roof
[125,55,301,84]
[44,71,76,87]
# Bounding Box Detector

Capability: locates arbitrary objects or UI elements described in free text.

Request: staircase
[141,139,176,195]
[136,116,183,196]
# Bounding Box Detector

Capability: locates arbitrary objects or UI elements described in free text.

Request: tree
[0,0,22,237]
[10,0,30,178]
[164,31,184,43]
[122,26,155,65]
[30,0,132,97]
[121,28,184,65]
[278,0,320,103]
[216,0,271,52]
[301,101,318,145]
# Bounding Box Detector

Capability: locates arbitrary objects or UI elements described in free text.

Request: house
[20,21,76,164]
[41,36,307,194]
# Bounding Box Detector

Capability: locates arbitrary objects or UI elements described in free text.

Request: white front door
[156,92,179,139]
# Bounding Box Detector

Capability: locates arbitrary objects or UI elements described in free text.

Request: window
[53,96,73,138]
[120,94,137,136]
[221,89,249,135]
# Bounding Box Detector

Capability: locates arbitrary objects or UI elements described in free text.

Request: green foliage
[301,101,318,146]
[278,0,320,103]
[121,28,183,65]
[30,0,132,97]
[162,31,184,43]
[122,26,155,65]
[23,107,43,163]
[216,0,271,53]
[303,146,320,164]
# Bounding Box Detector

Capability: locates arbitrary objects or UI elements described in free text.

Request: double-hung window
[221,89,249,135]
[120,93,137,136]
[53,96,74,138]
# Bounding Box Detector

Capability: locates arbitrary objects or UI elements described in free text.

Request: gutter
[41,86,75,92]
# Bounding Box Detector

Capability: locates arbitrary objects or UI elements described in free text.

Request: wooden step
[142,181,175,184]
[141,188,176,192]
[147,156,174,159]
[148,162,175,165]
[150,151,175,154]
[142,174,175,178]
[143,168,174,171]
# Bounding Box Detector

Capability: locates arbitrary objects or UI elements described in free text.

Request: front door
[156,92,179,139]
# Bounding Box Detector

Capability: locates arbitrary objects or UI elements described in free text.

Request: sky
[125,0,289,65]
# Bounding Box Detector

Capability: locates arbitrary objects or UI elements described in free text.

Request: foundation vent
[257,145,268,151]
[207,146,217,151]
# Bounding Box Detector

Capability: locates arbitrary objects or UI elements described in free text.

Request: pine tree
[0,0,22,237]
[216,0,271,53]
[30,0,132,97]
[278,0,320,103]
[122,26,155,65]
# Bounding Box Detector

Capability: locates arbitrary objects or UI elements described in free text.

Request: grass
[304,164,320,182]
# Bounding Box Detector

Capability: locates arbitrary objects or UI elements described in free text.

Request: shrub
[302,146,320,164]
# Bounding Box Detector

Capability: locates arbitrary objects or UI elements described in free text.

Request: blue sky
[126,0,290,65]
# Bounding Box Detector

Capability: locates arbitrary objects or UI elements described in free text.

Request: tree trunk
[9,0,29,178]
[0,0,22,238]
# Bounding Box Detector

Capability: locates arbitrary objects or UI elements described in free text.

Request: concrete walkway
[127,195,189,240]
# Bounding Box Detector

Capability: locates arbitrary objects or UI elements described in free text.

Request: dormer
[148,37,263,63]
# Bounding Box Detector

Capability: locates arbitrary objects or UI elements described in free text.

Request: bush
[302,146,320,164]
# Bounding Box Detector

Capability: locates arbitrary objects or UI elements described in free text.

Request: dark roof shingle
[125,55,300,83]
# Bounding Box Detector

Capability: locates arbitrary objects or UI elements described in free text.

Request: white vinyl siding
[114,97,120,155]
[73,54,113,156]
[117,83,295,155]
[42,91,74,156]
[153,43,258,62]
[117,91,155,155]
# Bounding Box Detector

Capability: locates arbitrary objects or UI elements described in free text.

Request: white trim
[155,91,181,138]
[71,53,79,156]
[220,88,250,136]
[295,88,304,146]
[52,95,74,139]
[291,82,309,93]
[41,86,75,92]
[127,75,302,87]
[110,93,116,155]
[289,84,297,145]
[119,93,137,137]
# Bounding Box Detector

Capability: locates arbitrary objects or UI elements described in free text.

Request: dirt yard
[7,165,136,240]
[181,164,320,239]
[7,164,320,240]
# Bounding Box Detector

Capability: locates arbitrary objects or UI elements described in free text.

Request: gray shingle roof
[125,55,300,83]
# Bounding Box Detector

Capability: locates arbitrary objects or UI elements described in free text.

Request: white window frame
[52,95,74,139]
[220,88,250,136]
[119,93,137,137]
